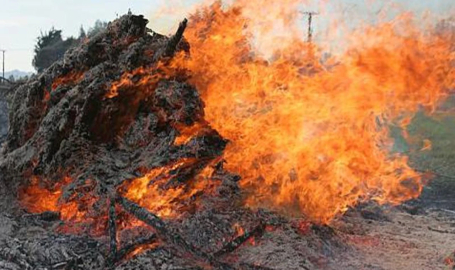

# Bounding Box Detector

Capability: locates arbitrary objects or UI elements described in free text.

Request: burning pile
[3,15,230,233]
[0,1,454,269]
[0,14,244,269]
[1,12,331,270]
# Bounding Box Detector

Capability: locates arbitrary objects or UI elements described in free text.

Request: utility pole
[301,12,319,43]
[0,50,4,84]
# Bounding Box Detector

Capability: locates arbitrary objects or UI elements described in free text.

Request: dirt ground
[332,206,455,270]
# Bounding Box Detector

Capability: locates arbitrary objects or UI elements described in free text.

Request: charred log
[22,211,60,222]
[117,196,232,269]
[214,223,266,257]
[115,233,157,262]
[166,18,188,57]
[153,18,189,62]
[108,197,117,268]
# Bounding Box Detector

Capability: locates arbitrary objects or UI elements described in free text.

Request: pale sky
[0,0,453,72]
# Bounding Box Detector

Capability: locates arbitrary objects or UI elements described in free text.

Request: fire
[19,176,68,213]
[19,176,107,235]
[42,71,85,102]
[126,242,161,260]
[233,222,245,236]
[105,63,175,99]
[52,71,84,91]
[119,159,218,219]
[421,139,432,151]
[106,67,161,98]
[174,121,212,145]
[169,2,455,223]
[17,1,455,231]
[19,161,217,234]
[19,176,90,222]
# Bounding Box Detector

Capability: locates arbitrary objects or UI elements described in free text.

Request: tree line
[33,20,108,72]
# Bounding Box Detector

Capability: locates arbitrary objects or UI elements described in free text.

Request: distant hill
[3,70,34,80]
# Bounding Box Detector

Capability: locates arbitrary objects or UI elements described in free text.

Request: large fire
[19,0,455,228]
[169,1,455,223]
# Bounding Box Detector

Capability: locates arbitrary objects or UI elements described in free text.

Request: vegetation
[87,20,108,37]
[32,28,77,72]
[32,20,108,73]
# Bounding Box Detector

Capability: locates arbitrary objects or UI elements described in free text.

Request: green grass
[392,98,455,207]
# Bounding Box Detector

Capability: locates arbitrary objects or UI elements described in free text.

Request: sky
[0,0,453,72]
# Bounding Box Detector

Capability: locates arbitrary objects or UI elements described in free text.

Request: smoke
[146,0,454,60]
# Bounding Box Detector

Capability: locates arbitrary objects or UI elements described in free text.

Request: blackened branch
[153,18,188,62]
[108,197,118,267]
[115,234,158,262]
[117,196,232,269]
[165,18,188,57]
[213,223,266,257]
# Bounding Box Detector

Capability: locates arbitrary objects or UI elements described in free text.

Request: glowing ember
[19,176,106,235]
[292,220,311,235]
[105,63,174,99]
[125,242,161,260]
[174,121,212,146]
[19,176,66,213]
[106,67,160,98]
[233,223,245,237]
[52,71,84,91]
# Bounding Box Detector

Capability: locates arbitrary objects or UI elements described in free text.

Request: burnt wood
[117,196,233,269]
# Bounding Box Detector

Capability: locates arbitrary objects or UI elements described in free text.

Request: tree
[32,20,108,73]
[87,20,108,37]
[79,25,86,39]
[32,27,77,73]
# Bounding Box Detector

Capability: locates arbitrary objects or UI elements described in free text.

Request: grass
[393,97,455,208]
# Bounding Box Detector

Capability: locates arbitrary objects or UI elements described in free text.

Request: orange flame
[19,176,105,235]
[42,71,84,103]
[174,121,213,145]
[19,176,68,213]
[169,2,455,223]
[421,139,432,151]
[18,2,455,230]
[105,63,174,98]
[106,67,158,98]
[52,71,84,91]
[120,159,217,219]
[125,242,161,260]
[233,222,245,236]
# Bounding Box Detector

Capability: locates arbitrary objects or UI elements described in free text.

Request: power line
[300,11,319,43]
[0,50,5,83]
[3,48,32,52]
